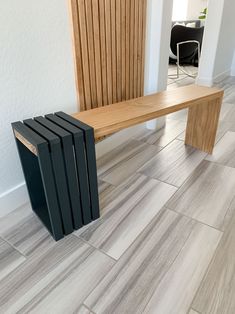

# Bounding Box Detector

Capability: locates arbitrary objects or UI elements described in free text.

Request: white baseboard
[196,70,230,86]
[213,70,231,83]
[0,182,29,218]
[196,76,214,87]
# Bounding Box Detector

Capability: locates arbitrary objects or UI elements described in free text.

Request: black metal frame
[12,112,100,241]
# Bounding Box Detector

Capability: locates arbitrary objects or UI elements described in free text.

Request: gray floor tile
[0,236,114,314]
[132,119,186,147]
[77,174,177,259]
[167,160,235,230]
[206,131,235,167]
[139,140,206,187]
[143,223,221,314]
[84,209,195,313]
[220,102,235,122]
[192,200,235,314]
[0,238,25,281]
[84,209,221,314]
[0,204,54,256]
[97,139,161,186]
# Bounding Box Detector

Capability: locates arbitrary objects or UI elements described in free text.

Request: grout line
[81,303,96,314]
[188,227,224,313]
[141,210,198,313]
[166,208,224,234]
[189,307,202,314]
[0,235,27,258]
[75,235,117,262]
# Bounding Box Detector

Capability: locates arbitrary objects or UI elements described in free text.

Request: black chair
[169,25,204,78]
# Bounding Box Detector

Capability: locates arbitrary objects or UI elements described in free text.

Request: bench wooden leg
[185,96,223,154]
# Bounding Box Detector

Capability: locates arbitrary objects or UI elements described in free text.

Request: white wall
[212,0,235,79]
[187,0,208,20]
[231,51,235,76]
[0,1,77,215]
[145,0,173,129]
[197,0,235,86]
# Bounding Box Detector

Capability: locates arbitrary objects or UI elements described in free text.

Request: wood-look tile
[0,238,25,281]
[192,199,235,314]
[75,305,93,314]
[139,139,206,187]
[220,102,235,122]
[97,139,161,186]
[167,160,235,230]
[0,204,54,256]
[143,223,221,314]
[206,131,235,167]
[76,174,177,259]
[84,209,196,313]
[132,119,186,147]
[188,309,200,314]
[0,236,114,314]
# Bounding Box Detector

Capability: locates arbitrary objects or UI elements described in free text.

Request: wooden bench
[73,84,224,154]
[12,84,224,240]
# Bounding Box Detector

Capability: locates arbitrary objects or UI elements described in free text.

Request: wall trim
[213,69,231,83]
[196,69,230,87]
[0,182,28,218]
[196,76,213,87]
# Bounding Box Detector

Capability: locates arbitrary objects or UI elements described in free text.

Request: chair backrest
[170,25,204,59]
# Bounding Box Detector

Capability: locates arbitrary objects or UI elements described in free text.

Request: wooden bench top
[72,84,224,139]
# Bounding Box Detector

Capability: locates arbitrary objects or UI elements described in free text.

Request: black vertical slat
[55,112,100,220]
[11,122,64,241]
[45,114,92,225]
[23,119,74,235]
[34,116,83,229]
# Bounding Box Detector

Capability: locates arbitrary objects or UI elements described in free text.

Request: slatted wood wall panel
[69,0,147,111]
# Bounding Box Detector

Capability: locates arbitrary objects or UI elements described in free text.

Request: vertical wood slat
[77,0,92,110]
[69,0,147,111]
[133,0,139,98]
[129,0,135,100]
[141,0,147,96]
[99,0,108,106]
[85,0,97,108]
[116,0,122,103]
[137,0,143,97]
[121,0,126,101]
[92,0,103,107]
[111,0,117,103]
[125,0,130,100]
[68,0,85,110]
[105,0,113,105]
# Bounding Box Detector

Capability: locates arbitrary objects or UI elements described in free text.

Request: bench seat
[72,84,223,154]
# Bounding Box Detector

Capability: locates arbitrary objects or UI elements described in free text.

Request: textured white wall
[197,0,235,86]
[212,0,235,78]
[0,1,77,214]
[145,0,173,130]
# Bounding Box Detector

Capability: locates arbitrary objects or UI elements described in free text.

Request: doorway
[168,0,208,89]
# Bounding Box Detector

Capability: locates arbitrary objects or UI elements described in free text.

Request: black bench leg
[11,112,100,241]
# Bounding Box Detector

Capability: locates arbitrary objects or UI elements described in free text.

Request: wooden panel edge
[14,130,38,156]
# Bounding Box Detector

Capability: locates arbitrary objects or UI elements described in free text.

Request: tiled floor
[1,75,235,313]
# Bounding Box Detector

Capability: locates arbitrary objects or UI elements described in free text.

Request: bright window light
[172,0,188,21]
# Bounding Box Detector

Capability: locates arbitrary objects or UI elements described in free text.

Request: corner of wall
[0,182,29,218]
